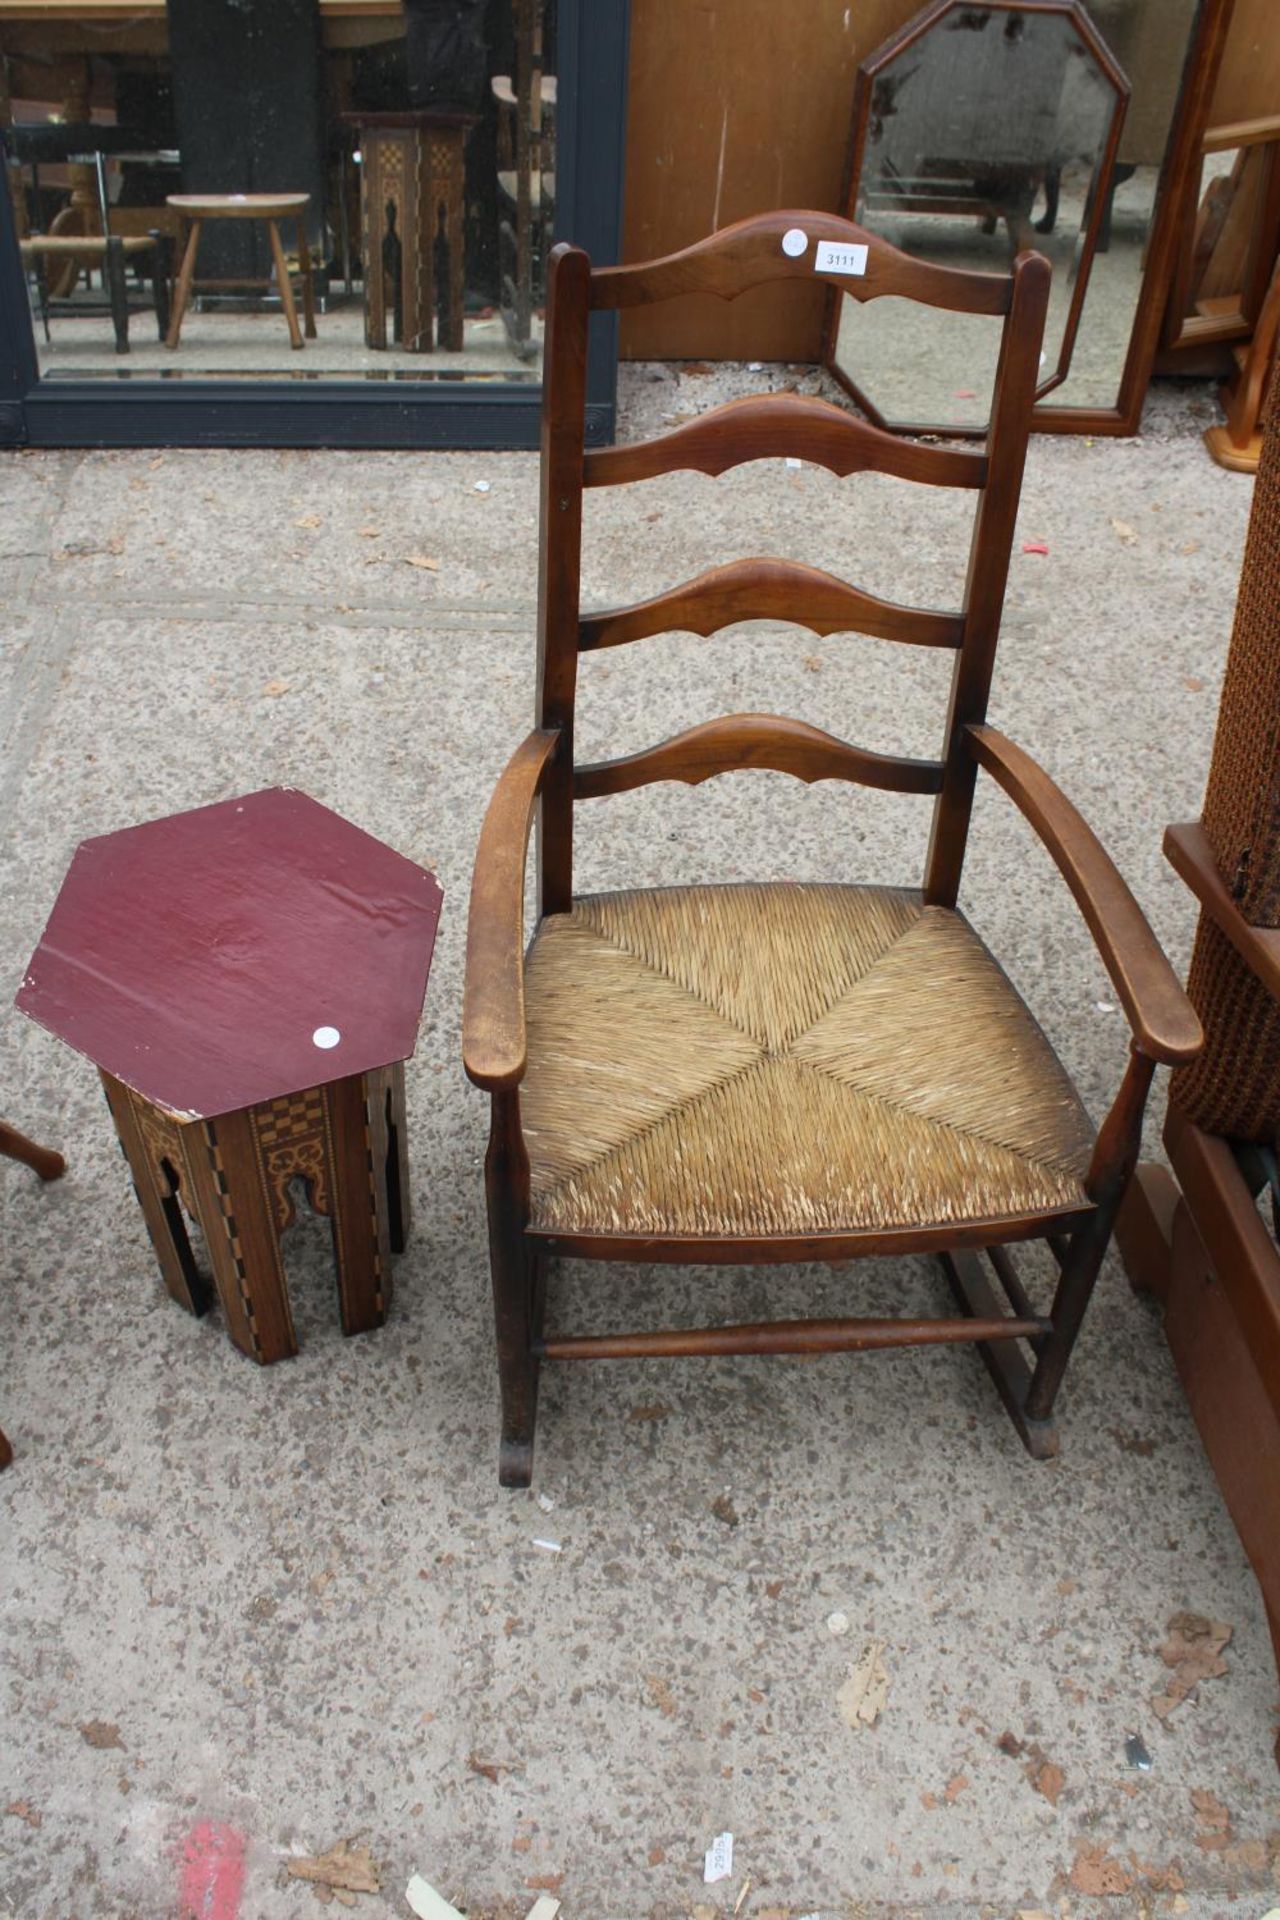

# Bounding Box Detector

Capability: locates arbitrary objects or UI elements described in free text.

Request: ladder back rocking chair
[463,209,1201,1486]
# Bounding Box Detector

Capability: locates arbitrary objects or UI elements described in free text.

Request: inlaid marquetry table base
[346,112,475,353]
[102,1062,409,1364]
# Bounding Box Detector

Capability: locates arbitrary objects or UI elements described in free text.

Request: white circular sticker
[781,227,809,258]
[312,1025,341,1049]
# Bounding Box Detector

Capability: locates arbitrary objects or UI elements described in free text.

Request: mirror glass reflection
[831,0,1195,430]
[2,0,555,383]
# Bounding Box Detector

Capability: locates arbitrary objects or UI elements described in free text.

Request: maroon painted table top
[17,789,443,1122]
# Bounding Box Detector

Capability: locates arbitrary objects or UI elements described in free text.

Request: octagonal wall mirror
[826,0,1131,435]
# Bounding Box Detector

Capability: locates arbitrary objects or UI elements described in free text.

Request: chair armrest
[463,728,561,1091]
[965,724,1202,1067]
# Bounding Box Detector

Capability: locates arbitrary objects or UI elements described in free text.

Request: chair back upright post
[535,242,590,917]
[924,249,1052,906]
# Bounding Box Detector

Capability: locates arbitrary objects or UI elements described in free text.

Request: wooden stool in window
[17,789,442,1364]
[462,212,1201,1485]
[164,193,317,350]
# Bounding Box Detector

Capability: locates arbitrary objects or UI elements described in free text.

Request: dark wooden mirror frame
[827,0,1129,432]
[0,0,629,450]
[822,0,1236,437]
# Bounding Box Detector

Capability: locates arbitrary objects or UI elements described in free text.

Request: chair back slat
[579,560,963,652]
[583,394,988,490]
[590,209,1012,318]
[574,714,945,800]
[534,224,1051,918]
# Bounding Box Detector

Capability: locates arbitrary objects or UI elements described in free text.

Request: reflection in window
[0,0,556,382]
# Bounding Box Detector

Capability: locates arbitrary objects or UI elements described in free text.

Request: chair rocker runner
[463,209,1201,1486]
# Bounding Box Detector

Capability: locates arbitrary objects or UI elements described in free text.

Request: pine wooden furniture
[462,208,1202,1486]
[17,789,442,1364]
[1203,246,1280,471]
[164,192,316,350]
[344,111,475,353]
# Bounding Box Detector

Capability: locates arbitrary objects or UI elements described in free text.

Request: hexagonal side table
[17,789,442,1365]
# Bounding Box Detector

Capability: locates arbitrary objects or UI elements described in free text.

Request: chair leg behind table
[166,218,202,349]
[295,219,317,339]
[149,230,172,341]
[104,237,130,355]
[0,1119,66,1182]
[28,250,53,344]
[266,219,304,350]
[444,162,466,352]
[1,1118,66,1470]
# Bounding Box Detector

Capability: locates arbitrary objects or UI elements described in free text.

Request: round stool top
[167,193,311,217]
[17,789,442,1121]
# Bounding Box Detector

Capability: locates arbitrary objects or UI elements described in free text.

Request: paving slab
[1,371,1274,1920]
[37,447,539,613]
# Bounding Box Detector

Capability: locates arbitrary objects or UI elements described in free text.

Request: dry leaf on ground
[1151,1612,1232,1720]
[1070,1843,1135,1896]
[644,1674,677,1718]
[1132,1855,1187,1893]
[1111,518,1138,544]
[1190,1786,1232,1851]
[79,1721,124,1750]
[837,1640,890,1729]
[261,679,290,698]
[1031,1758,1064,1806]
[404,554,440,571]
[295,514,322,528]
[286,1838,380,1898]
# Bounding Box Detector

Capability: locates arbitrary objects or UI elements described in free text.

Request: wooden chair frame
[463,210,1201,1486]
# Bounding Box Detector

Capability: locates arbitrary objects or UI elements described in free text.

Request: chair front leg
[485,1088,540,1486]
[1027,1044,1156,1422]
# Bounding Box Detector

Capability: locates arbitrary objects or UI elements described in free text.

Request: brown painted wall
[618,0,1280,363]
[618,0,921,361]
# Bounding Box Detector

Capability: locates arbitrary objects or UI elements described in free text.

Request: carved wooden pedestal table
[17,789,442,1364]
[345,111,477,352]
